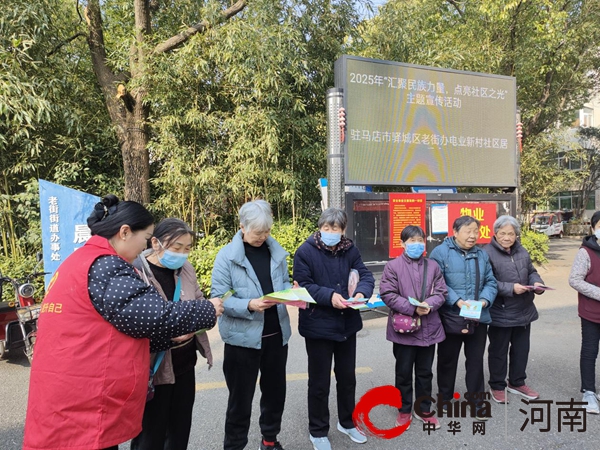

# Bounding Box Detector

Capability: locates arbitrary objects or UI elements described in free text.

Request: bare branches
[154,0,248,54]
[47,32,86,57]
[447,0,464,17]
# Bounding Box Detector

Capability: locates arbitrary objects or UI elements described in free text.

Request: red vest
[578,246,600,324]
[23,236,150,450]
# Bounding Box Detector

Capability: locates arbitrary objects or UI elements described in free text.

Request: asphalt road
[1,237,597,449]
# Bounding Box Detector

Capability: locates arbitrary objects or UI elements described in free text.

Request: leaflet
[408,296,430,309]
[523,284,555,291]
[263,287,317,309]
[459,300,483,320]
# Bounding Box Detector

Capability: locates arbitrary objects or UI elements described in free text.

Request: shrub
[520,228,549,265]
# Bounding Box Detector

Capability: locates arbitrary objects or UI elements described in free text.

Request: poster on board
[447,203,496,244]
[388,193,426,258]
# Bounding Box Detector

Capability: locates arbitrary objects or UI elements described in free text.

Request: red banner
[388,193,426,258]
[447,203,496,244]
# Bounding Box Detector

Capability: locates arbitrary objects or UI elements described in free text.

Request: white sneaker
[309,434,331,450]
[336,422,367,444]
[583,390,600,414]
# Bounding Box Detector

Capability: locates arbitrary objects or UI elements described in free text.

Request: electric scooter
[0,254,47,363]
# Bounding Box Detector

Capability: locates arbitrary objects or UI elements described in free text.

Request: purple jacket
[379,254,447,347]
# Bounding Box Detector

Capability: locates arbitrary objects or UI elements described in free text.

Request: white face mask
[595,229,600,240]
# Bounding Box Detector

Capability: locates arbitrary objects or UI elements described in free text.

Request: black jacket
[484,238,543,327]
[293,233,374,341]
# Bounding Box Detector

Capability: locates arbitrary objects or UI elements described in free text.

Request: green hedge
[520,228,549,265]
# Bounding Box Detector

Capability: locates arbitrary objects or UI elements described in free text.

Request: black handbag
[440,255,480,335]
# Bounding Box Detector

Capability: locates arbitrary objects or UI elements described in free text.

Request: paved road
[1,237,597,449]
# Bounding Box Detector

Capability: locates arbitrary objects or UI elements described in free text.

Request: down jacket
[484,237,544,327]
[429,237,498,324]
[211,230,292,349]
[379,254,447,346]
[293,233,375,342]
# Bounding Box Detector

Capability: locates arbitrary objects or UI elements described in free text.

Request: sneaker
[309,435,331,450]
[490,388,508,404]
[413,412,441,430]
[583,390,600,414]
[259,439,285,450]
[336,422,367,444]
[395,412,412,429]
[507,383,539,400]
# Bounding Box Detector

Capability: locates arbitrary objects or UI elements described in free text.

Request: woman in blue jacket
[429,215,498,419]
[211,200,292,450]
[293,208,374,450]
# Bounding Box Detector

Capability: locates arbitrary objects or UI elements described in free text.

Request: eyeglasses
[496,232,516,238]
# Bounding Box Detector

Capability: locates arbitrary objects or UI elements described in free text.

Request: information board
[388,193,426,258]
[335,55,517,187]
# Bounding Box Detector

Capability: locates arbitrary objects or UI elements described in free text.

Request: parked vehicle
[0,255,47,363]
[530,212,564,238]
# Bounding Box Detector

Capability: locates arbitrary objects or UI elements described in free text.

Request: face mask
[157,239,189,269]
[321,231,342,247]
[595,229,600,240]
[405,242,425,259]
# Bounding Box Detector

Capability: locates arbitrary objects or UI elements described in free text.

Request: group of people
[22,197,373,450]
[20,194,600,450]
[380,214,545,432]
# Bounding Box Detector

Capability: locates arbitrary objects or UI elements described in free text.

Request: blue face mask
[595,229,600,240]
[405,242,425,259]
[321,231,342,247]
[158,249,189,270]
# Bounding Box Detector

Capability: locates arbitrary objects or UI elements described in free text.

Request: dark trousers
[393,342,435,413]
[437,324,488,403]
[223,334,288,450]
[488,324,531,390]
[305,334,357,437]
[130,369,196,450]
[581,317,600,392]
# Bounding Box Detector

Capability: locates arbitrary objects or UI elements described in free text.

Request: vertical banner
[39,180,100,287]
[447,203,496,244]
[388,193,426,258]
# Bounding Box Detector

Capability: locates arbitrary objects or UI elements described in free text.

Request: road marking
[196,366,373,391]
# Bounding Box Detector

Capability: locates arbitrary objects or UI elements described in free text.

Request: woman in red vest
[569,210,600,415]
[23,195,223,450]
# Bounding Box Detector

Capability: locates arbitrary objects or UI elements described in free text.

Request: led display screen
[335,56,518,187]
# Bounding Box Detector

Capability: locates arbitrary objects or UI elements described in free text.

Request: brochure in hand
[524,284,555,291]
[408,297,430,309]
[197,290,234,334]
[263,287,317,309]
[342,297,369,310]
[459,300,483,320]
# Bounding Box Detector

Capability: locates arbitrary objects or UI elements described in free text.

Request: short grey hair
[493,215,521,235]
[239,199,273,232]
[318,207,348,230]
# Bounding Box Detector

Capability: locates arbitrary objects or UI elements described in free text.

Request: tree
[83,0,248,204]
[569,126,600,219]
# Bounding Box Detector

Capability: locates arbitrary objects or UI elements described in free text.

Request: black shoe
[259,439,285,450]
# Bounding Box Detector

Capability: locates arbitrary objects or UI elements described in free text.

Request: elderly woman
[484,215,544,405]
[293,207,374,450]
[211,200,292,450]
[569,211,600,415]
[429,215,497,419]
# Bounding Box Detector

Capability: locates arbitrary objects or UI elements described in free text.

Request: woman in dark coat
[293,208,374,450]
[484,215,544,404]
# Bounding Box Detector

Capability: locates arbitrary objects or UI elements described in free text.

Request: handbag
[147,277,181,402]
[391,260,428,334]
[440,255,480,335]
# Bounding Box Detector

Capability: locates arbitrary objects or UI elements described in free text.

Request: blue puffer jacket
[429,237,498,324]
[293,233,375,342]
[211,230,292,349]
